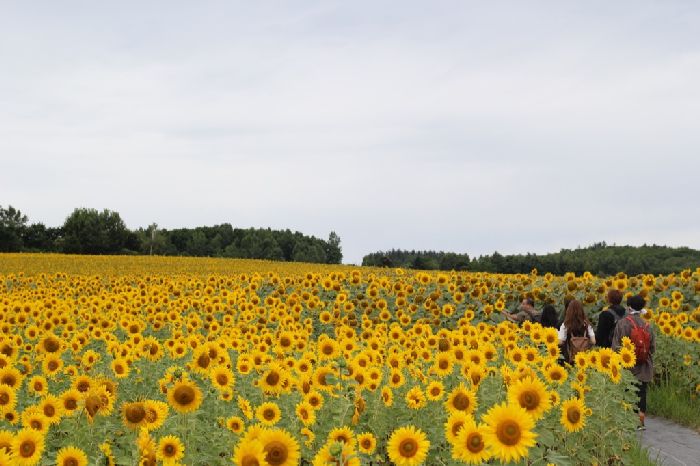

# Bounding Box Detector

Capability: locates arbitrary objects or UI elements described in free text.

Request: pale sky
[2,1,699,264]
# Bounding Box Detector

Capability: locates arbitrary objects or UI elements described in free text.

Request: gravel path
[639,416,700,466]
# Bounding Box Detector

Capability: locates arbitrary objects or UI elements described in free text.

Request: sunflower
[357,432,377,454]
[258,428,300,466]
[404,387,426,409]
[259,362,289,395]
[451,417,491,464]
[294,401,316,426]
[39,334,61,354]
[561,397,586,432]
[27,376,48,396]
[444,411,470,445]
[466,365,487,387]
[482,403,537,463]
[327,426,355,447]
[0,385,16,412]
[210,366,235,391]
[122,401,147,429]
[138,400,165,431]
[82,385,114,422]
[317,338,340,360]
[56,389,77,417]
[619,348,636,368]
[444,384,477,415]
[300,427,315,447]
[226,416,245,434]
[256,402,281,427]
[388,370,405,389]
[167,380,203,414]
[71,375,92,393]
[425,380,444,401]
[11,428,44,466]
[608,362,622,384]
[381,387,394,407]
[544,364,568,385]
[387,425,430,466]
[596,348,616,372]
[56,446,88,466]
[432,353,454,377]
[38,395,63,425]
[156,435,185,463]
[111,358,130,379]
[0,448,10,466]
[232,438,266,466]
[41,354,63,378]
[507,376,551,421]
[312,366,337,392]
[0,429,13,451]
[312,441,360,466]
[238,396,254,420]
[22,410,49,434]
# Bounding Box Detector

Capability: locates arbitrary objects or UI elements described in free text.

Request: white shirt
[558,323,595,344]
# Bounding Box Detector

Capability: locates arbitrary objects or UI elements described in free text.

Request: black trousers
[636,381,648,413]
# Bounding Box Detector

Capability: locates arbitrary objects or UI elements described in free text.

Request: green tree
[62,208,131,254]
[325,231,343,264]
[0,205,28,252]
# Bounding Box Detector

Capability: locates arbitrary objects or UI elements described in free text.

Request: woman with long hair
[558,299,595,363]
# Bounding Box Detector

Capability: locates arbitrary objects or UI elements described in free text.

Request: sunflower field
[0,254,698,466]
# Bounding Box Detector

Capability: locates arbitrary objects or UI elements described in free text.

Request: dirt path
[639,416,700,466]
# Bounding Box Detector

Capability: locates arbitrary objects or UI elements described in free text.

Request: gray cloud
[2,1,699,264]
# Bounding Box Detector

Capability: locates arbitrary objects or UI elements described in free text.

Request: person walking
[558,299,596,364]
[595,289,626,348]
[612,294,656,430]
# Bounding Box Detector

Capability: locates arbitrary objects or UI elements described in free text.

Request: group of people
[503,290,656,430]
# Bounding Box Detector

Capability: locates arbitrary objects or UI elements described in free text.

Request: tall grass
[648,375,700,431]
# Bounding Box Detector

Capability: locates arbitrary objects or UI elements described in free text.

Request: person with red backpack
[612,294,656,430]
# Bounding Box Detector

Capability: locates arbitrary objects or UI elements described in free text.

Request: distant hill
[362,243,700,275]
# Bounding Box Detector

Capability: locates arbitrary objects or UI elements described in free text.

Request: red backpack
[626,316,651,363]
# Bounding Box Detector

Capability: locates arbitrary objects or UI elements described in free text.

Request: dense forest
[0,205,342,264]
[363,243,700,275]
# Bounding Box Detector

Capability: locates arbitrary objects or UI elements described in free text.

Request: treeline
[363,250,471,271]
[0,205,342,264]
[363,242,700,275]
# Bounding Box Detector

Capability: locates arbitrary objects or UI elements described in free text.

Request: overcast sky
[2,1,699,264]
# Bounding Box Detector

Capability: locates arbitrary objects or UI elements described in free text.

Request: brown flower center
[399,438,418,458]
[125,403,146,424]
[519,391,540,411]
[264,441,288,466]
[466,432,484,453]
[242,455,260,466]
[266,372,280,386]
[174,385,195,406]
[452,393,470,411]
[496,420,521,446]
[567,406,581,424]
[20,440,36,457]
[197,353,210,369]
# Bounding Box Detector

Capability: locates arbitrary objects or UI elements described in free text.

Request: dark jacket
[595,304,626,348]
